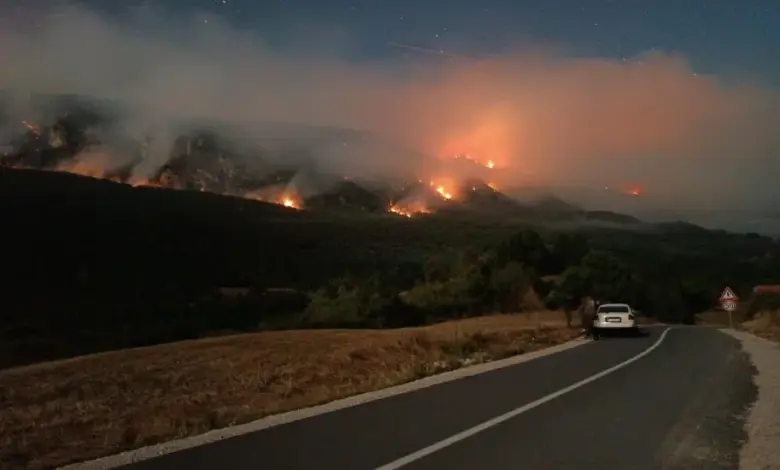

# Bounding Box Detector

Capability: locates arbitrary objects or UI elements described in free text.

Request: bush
[302,283,376,328]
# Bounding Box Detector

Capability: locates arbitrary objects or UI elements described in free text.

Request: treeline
[32,230,703,350]
[4,220,780,369]
[97,230,597,335]
[202,227,777,334]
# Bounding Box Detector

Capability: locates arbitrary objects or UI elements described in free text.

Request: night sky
[76,0,780,82]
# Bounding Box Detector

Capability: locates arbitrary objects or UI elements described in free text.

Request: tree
[494,230,552,275]
[386,261,425,292]
[550,232,590,272]
[489,262,531,313]
[557,266,590,301]
[304,286,364,327]
[579,251,638,303]
[423,254,451,283]
[302,277,398,328]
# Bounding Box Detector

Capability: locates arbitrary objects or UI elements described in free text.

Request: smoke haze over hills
[1,3,779,231]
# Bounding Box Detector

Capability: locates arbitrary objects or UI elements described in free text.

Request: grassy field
[0,311,580,470]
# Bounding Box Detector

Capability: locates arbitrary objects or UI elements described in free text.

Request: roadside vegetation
[1,313,581,470]
[697,291,780,342]
[740,292,780,342]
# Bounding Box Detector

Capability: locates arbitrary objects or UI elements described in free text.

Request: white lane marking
[373,327,673,470]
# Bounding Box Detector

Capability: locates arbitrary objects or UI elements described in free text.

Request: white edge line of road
[373,326,673,470]
[58,331,599,470]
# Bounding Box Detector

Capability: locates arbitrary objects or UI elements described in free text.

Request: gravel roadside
[724,329,780,470]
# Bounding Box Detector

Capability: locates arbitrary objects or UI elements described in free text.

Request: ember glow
[621,185,644,196]
[131,179,159,188]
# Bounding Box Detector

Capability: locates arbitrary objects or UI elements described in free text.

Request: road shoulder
[723,329,780,470]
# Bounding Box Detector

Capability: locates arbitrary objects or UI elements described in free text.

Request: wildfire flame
[264,193,303,210]
[389,205,413,217]
[435,186,452,200]
[389,203,431,218]
[450,154,496,169]
[281,197,297,208]
[241,188,303,209]
[429,179,456,200]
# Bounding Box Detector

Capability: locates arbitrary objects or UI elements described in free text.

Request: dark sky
[79,0,780,81]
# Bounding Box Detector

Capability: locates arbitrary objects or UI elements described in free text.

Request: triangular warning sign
[720,286,739,301]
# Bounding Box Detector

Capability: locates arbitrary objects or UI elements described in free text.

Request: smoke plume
[1,3,779,223]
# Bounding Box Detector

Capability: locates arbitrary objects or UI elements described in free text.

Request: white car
[593,303,638,335]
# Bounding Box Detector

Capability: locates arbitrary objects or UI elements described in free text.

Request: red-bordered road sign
[719,286,739,302]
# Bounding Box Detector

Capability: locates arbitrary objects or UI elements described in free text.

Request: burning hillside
[0,93,647,226]
[0,96,532,219]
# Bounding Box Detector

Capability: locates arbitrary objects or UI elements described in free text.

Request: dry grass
[697,309,748,327]
[741,310,780,343]
[0,311,579,470]
[700,307,780,342]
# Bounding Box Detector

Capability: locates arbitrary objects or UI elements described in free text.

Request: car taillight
[628,314,635,320]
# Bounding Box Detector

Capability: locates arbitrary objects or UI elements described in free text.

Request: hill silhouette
[2,166,780,370]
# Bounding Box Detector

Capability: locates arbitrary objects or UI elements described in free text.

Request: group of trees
[251,226,780,332]
[298,230,582,328]
[194,229,706,332]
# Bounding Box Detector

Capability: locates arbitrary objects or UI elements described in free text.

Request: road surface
[115,326,756,470]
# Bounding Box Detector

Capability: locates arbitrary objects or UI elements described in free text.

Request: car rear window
[598,305,630,313]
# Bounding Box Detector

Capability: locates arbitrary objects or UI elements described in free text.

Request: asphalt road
[117,326,756,470]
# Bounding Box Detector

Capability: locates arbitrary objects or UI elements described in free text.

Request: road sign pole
[719,287,740,329]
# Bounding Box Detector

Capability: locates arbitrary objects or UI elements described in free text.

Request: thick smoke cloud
[1,4,779,221]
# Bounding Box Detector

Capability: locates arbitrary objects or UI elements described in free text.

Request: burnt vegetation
[2,95,780,369]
